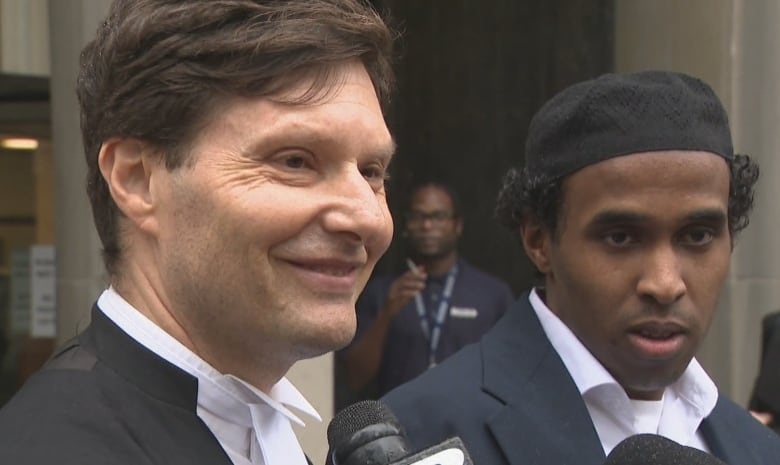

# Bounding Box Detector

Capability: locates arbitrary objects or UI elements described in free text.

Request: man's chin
[295,325,356,359]
[331,327,358,352]
[620,372,685,400]
[412,248,448,260]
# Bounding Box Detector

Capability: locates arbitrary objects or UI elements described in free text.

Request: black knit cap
[525,70,734,180]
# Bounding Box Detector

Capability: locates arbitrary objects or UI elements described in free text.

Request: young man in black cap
[382,71,780,465]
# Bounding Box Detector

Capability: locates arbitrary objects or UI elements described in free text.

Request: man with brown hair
[0,1,396,464]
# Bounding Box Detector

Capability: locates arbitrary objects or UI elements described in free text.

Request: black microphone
[604,434,727,465]
[327,400,473,465]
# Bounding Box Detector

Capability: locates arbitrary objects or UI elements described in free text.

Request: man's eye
[604,232,634,247]
[360,164,385,180]
[360,162,389,191]
[284,155,307,169]
[681,229,715,246]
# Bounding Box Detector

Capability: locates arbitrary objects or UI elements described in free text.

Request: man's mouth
[304,264,356,277]
[283,258,364,294]
[627,322,687,359]
[635,326,677,339]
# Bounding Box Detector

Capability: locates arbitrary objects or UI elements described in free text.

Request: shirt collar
[528,288,718,452]
[529,288,615,393]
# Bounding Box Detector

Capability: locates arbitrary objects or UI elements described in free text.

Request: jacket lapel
[481,296,606,465]
[700,397,765,465]
[87,307,235,465]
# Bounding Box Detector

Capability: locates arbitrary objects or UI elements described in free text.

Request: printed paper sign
[30,245,56,338]
[10,249,31,334]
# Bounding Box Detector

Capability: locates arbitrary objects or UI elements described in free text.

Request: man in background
[340,181,513,400]
[384,71,780,464]
[0,1,396,464]
[750,310,780,433]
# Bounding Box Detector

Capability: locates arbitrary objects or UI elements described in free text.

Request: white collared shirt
[529,289,718,455]
[98,288,320,465]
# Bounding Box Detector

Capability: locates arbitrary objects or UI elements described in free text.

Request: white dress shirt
[529,289,718,455]
[98,288,320,465]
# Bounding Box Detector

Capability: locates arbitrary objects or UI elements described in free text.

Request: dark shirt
[346,258,513,397]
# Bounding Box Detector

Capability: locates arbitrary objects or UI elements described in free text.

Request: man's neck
[415,252,458,276]
[110,276,287,392]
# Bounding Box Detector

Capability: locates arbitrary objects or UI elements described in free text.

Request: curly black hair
[495,153,759,241]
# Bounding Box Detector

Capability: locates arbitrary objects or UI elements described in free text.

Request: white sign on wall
[30,245,55,338]
[9,248,30,334]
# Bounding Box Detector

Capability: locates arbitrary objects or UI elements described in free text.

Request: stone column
[726,0,780,405]
[48,0,111,342]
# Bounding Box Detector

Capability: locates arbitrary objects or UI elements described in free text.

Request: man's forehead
[559,151,731,220]
[410,186,453,206]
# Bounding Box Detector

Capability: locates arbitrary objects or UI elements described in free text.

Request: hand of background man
[383,268,427,318]
[750,410,774,426]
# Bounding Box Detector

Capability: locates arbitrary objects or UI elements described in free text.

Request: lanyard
[413,264,458,368]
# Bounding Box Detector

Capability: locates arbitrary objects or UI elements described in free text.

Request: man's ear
[519,218,552,274]
[454,217,464,237]
[98,138,159,236]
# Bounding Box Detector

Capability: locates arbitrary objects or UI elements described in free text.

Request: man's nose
[418,216,437,229]
[636,245,687,306]
[322,168,391,245]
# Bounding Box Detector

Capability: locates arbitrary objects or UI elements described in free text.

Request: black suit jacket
[384,294,780,465]
[0,306,233,464]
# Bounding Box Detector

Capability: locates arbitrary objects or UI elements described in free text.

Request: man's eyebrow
[242,128,397,160]
[588,208,728,227]
[685,208,727,224]
[374,137,397,162]
[589,210,648,227]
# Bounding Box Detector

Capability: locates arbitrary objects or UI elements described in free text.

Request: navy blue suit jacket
[384,294,780,465]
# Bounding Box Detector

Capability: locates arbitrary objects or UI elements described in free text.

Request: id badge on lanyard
[414,265,458,368]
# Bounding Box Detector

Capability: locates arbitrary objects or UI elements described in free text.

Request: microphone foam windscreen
[327,400,401,448]
[605,434,726,465]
